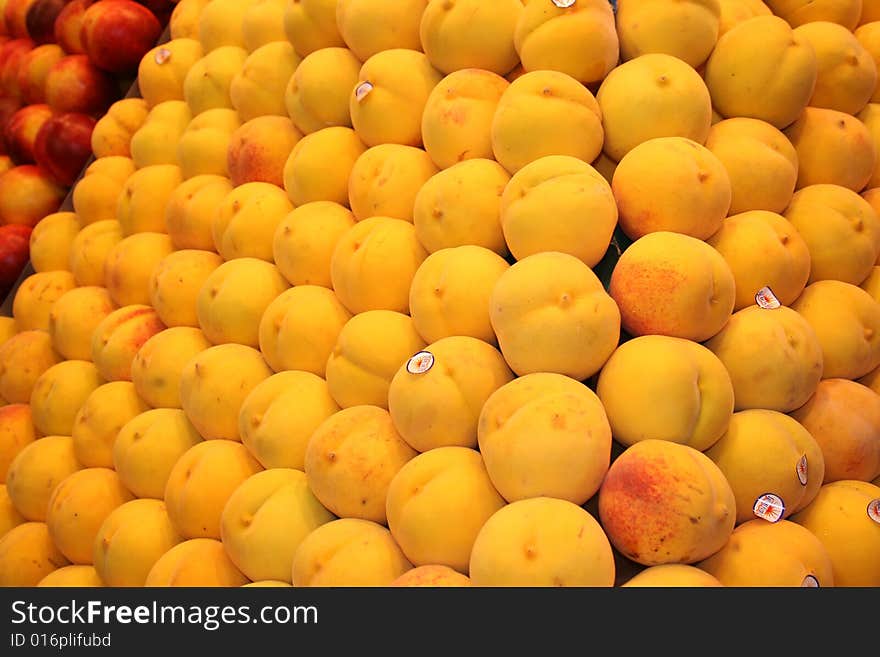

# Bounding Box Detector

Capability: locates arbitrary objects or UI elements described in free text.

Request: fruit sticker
[796,455,808,486]
[755,286,781,309]
[753,493,785,523]
[355,82,374,103]
[868,499,880,525]
[801,575,820,588]
[552,0,576,7]
[407,351,435,375]
[154,47,172,65]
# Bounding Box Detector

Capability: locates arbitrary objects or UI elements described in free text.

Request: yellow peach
[212,182,293,261]
[130,327,212,409]
[91,305,166,383]
[165,174,233,251]
[149,249,224,329]
[229,41,302,122]
[6,436,80,521]
[28,211,81,272]
[71,381,149,469]
[284,47,360,134]
[0,329,62,404]
[104,232,175,307]
[283,127,366,207]
[68,220,123,287]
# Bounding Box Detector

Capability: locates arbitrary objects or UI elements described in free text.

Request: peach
[291,518,412,587]
[0,329,61,404]
[92,498,186,587]
[856,21,880,102]
[72,159,134,226]
[616,0,721,68]
[598,439,737,565]
[37,565,103,587]
[0,403,35,481]
[408,246,508,346]
[178,343,273,441]
[283,0,345,58]
[12,270,76,332]
[46,468,134,564]
[0,522,69,586]
[113,408,204,500]
[71,381,149,469]
[469,497,616,587]
[325,310,426,410]
[305,405,417,524]
[412,158,510,255]
[138,38,205,108]
[388,336,514,452]
[609,231,736,342]
[284,46,359,135]
[491,70,604,175]
[164,174,233,250]
[145,538,248,586]
[597,53,713,162]
[419,0,522,76]
[6,436,80,521]
[704,15,817,130]
[229,40,301,122]
[385,446,506,573]
[116,163,183,235]
[597,335,735,452]
[514,0,619,84]
[783,183,880,286]
[336,0,425,62]
[104,233,175,308]
[391,565,471,587]
[220,468,334,583]
[272,201,356,287]
[129,100,193,168]
[283,126,366,207]
[765,0,863,30]
[196,258,290,348]
[176,107,242,179]
[707,210,812,310]
[706,306,824,413]
[331,216,427,314]
[212,181,293,261]
[241,0,288,52]
[169,0,212,40]
[29,359,103,437]
[791,280,880,380]
[258,285,351,376]
[478,372,613,505]
[349,145,439,222]
[149,249,223,329]
[227,115,301,187]
[239,370,339,470]
[784,108,876,193]
[2,485,27,537]
[350,48,444,148]
[790,379,880,484]
[420,68,509,170]
[27,210,80,272]
[48,286,116,361]
[91,304,166,383]
[790,479,880,586]
[130,327,212,409]
[622,564,723,587]
[89,97,149,159]
[697,518,835,586]
[68,219,123,287]
[196,0,252,52]
[490,251,621,380]
[182,45,249,116]
[163,439,263,539]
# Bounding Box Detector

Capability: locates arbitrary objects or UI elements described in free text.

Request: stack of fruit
[0,0,171,299]
[0,0,879,589]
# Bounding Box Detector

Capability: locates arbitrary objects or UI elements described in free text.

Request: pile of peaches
[0,0,172,298]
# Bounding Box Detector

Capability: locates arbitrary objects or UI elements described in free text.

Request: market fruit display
[1,0,880,589]
[0,0,173,287]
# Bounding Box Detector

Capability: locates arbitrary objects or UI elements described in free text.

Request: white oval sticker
[868,499,880,525]
[552,0,576,7]
[753,493,785,523]
[796,455,808,486]
[755,286,781,310]
[154,47,172,65]
[355,81,374,102]
[801,575,819,588]
[407,351,435,375]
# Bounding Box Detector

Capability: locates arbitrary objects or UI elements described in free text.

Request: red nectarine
[81,0,162,73]
[44,53,116,116]
[3,102,52,164]
[0,163,66,226]
[33,110,96,186]
[16,42,64,104]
